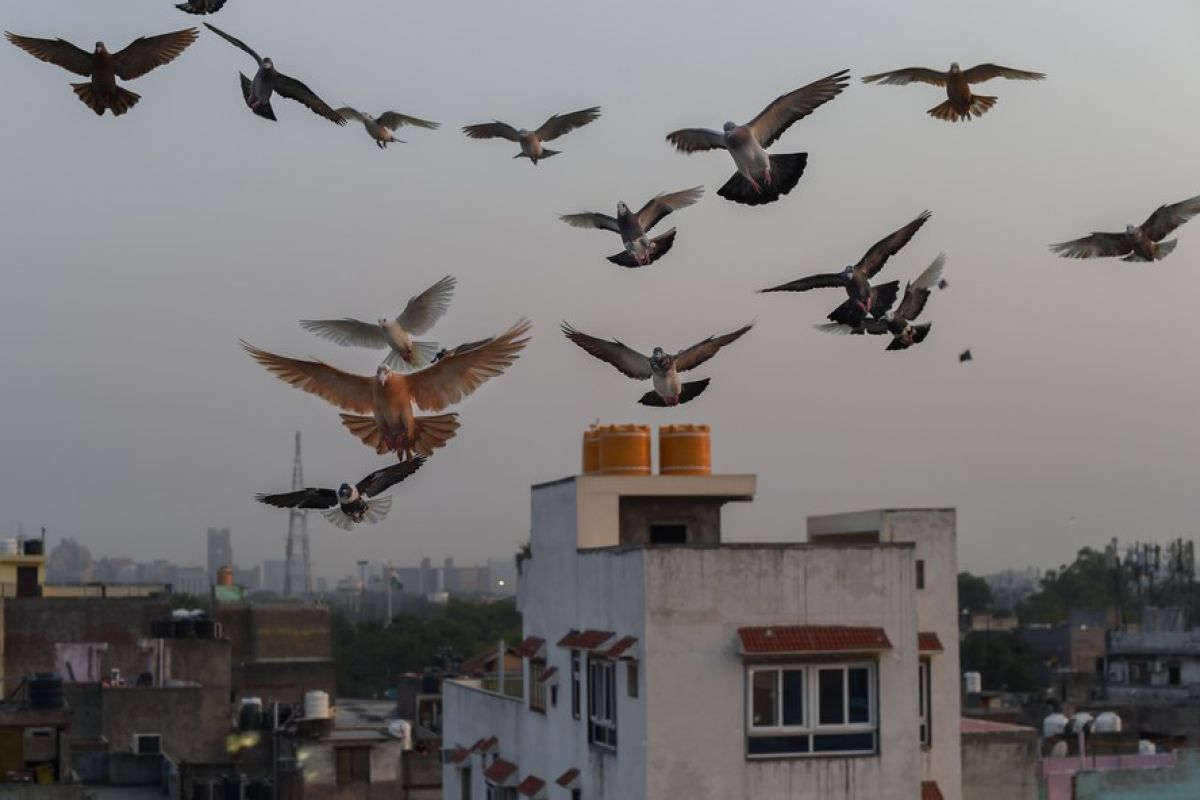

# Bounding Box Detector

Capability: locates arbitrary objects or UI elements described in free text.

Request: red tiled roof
[557,629,615,650]
[516,776,546,797]
[449,746,471,764]
[603,635,638,659]
[921,781,944,800]
[918,632,944,653]
[556,768,580,788]
[472,736,498,753]
[515,636,546,659]
[484,758,518,784]
[537,666,559,684]
[737,625,892,655]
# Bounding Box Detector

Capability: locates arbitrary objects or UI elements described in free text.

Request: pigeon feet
[764,168,773,186]
[749,178,762,193]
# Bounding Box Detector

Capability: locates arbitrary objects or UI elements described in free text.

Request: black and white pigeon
[665,70,849,205]
[433,337,494,363]
[815,253,945,351]
[256,457,426,531]
[560,186,704,267]
[759,210,931,327]
[337,106,439,149]
[204,23,345,126]
[462,106,600,164]
[1049,194,1200,262]
[561,322,753,406]
[959,349,973,363]
[176,0,227,14]
[300,275,456,372]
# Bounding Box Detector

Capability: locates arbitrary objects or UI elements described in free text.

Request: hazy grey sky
[3,0,1199,582]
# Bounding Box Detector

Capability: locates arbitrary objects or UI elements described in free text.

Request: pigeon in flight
[816,253,945,351]
[665,70,849,205]
[561,322,752,406]
[560,186,704,267]
[300,276,456,372]
[760,211,931,328]
[243,319,531,460]
[862,62,1044,122]
[337,106,439,149]
[204,23,345,126]
[256,457,426,531]
[433,338,494,363]
[176,0,227,14]
[462,106,601,164]
[1050,194,1200,262]
[5,28,197,116]
[959,349,973,363]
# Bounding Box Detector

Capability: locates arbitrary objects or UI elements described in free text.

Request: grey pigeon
[176,0,227,14]
[300,276,456,371]
[760,211,931,328]
[462,106,600,164]
[665,70,849,205]
[204,23,345,126]
[337,106,439,149]
[561,321,752,406]
[816,253,945,351]
[959,349,973,363]
[1050,194,1200,262]
[560,186,704,267]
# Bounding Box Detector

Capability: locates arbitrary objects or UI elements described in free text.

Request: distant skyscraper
[207,528,232,582]
[263,560,287,595]
[283,432,312,597]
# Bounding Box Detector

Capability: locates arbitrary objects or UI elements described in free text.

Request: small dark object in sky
[937,278,949,290]
[959,349,973,363]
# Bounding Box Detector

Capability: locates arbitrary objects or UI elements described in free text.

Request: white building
[442,469,961,800]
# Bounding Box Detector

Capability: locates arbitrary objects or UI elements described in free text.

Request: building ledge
[444,678,521,704]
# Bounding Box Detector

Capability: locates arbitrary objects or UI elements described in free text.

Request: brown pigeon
[862,62,1044,122]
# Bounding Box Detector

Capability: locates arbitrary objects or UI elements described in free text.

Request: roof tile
[556,768,580,788]
[449,746,471,764]
[919,632,944,653]
[738,625,892,655]
[515,636,546,659]
[537,666,559,684]
[516,776,546,797]
[472,736,498,753]
[603,635,638,660]
[483,758,518,784]
[921,781,944,800]
[557,629,615,650]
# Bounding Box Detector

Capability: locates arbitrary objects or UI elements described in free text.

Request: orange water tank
[659,424,712,475]
[217,566,234,587]
[597,424,652,476]
[581,427,601,475]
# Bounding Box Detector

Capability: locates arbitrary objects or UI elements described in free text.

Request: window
[530,659,548,713]
[460,767,472,800]
[486,787,517,800]
[916,560,925,590]
[1129,661,1150,685]
[746,663,877,758]
[918,659,932,747]
[627,662,639,699]
[649,523,687,544]
[550,684,559,707]
[336,746,371,785]
[571,791,581,800]
[1168,663,1182,686]
[588,658,617,749]
[571,652,582,719]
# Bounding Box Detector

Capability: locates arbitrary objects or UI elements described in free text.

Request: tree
[1016,547,1117,625]
[960,631,1037,692]
[958,572,993,614]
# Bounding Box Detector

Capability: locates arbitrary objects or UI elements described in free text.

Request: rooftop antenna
[283,432,312,598]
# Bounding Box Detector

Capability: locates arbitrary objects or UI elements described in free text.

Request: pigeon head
[94,42,107,54]
[376,365,391,385]
[377,318,390,329]
[722,121,736,133]
[617,201,630,216]
[337,484,355,502]
[949,62,961,73]
[842,265,855,276]
[650,347,670,372]
[1125,224,1139,237]
[262,57,274,70]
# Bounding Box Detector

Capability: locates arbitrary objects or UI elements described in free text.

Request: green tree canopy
[958,572,994,614]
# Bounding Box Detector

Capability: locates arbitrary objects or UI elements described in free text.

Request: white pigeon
[300,275,456,371]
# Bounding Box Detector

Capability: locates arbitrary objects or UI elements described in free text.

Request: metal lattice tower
[283,431,312,598]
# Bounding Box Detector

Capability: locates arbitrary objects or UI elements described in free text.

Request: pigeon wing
[4,33,94,76]
[673,322,753,372]
[962,64,1046,84]
[861,67,948,86]
[274,72,346,124]
[256,487,337,510]
[893,253,945,322]
[377,111,440,130]
[748,69,850,148]
[1141,194,1200,242]
[857,210,931,278]
[462,121,521,141]
[665,128,727,153]
[299,318,388,349]
[113,28,198,80]
[405,318,532,412]
[241,342,375,414]
[759,273,847,292]
[356,456,426,498]
[535,106,601,141]
[561,323,652,379]
[1048,233,1131,259]
[636,186,704,231]
[397,275,456,335]
[202,22,262,65]
[560,213,620,233]
[177,0,228,15]
[336,106,367,123]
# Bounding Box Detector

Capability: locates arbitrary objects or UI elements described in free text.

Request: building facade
[206,528,233,584]
[442,471,961,800]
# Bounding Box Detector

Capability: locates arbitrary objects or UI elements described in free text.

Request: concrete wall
[239,658,336,705]
[0,785,84,800]
[618,497,723,545]
[103,685,230,762]
[441,680,521,800]
[167,638,232,689]
[1073,749,1200,799]
[643,543,918,800]
[215,604,332,661]
[961,730,1038,800]
[299,738,404,800]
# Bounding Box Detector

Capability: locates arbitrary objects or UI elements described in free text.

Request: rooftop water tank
[26,674,64,710]
[963,671,982,695]
[304,690,330,720]
[597,425,651,476]
[1043,712,1069,738]
[658,424,711,475]
[239,697,264,731]
[387,719,413,750]
[1093,711,1122,733]
[22,539,43,556]
[1138,739,1156,755]
[0,538,18,556]
[217,566,234,586]
[1070,712,1094,733]
[581,428,601,475]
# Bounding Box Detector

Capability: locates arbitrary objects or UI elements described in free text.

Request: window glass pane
[782,669,804,726]
[812,731,875,753]
[751,670,778,727]
[848,667,871,723]
[747,734,810,755]
[818,669,844,725]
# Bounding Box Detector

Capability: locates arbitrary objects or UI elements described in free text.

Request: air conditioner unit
[1151,662,1164,674]
[131,733,162,755]
[23,727,56,761]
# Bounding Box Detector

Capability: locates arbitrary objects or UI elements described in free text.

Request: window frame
[918,658,932,748]
[335,745,371,785]
[916,559,926,590]
[745,661,878,759]
[529,657,548,714]
[571,651,582,720]
[587,657,618,750]
[626,661,639,699]
[460,766,472,800]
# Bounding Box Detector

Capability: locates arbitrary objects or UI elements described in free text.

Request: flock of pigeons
[9,4,1200,530]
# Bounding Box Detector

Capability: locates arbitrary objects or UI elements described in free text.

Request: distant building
[45,537,93,583]
[206,527,232,583]
[233,565,261,591]
[263,559,287,594]
[169,565,208,596]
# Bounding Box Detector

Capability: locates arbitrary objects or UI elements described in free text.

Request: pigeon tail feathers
[72,83,140,116]
[638,378,711,407]
[607,229,677,268]
[717,153,807,206]
[240,73,276,121]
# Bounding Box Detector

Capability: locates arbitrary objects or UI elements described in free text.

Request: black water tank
[27,673,64,710]
[151,619,173,638]
[194,619,217,638]
[238,703,263,731]
[174,618,196,638]
[245,779,272,800]
[22,539,43,556]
